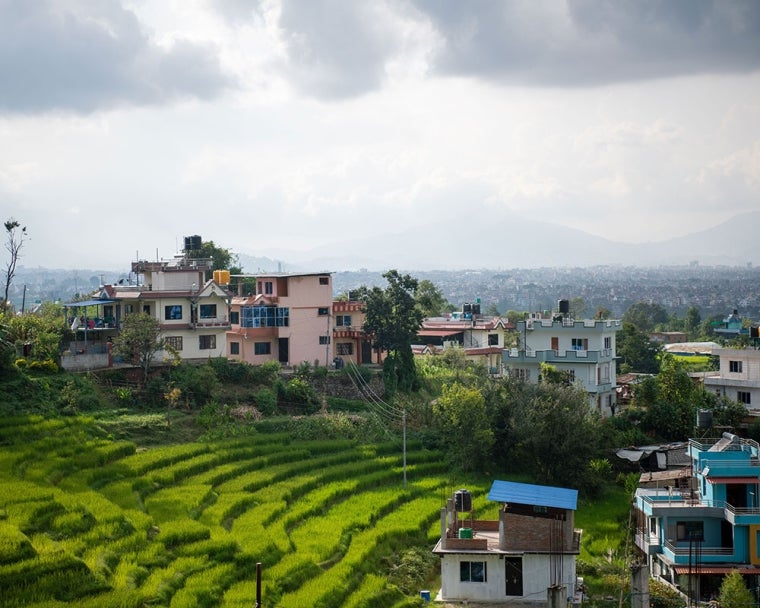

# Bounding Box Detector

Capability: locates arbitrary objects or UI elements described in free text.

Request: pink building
[226,273,334,367]
[332,300,376,365]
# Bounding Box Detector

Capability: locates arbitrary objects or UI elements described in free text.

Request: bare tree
[2,219,27,314]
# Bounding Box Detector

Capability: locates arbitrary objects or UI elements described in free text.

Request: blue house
[634,433,760,600]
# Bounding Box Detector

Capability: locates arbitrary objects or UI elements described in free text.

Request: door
[361,340,372,364]
[278,338,289,364]
[551,337,559,353]
[504,557,523,596]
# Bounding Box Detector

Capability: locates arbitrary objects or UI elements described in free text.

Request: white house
[502,305,620,416]
[433,481,581,605]
[703,348,760,413]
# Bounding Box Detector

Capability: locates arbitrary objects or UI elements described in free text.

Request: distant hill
[238,211,760,271]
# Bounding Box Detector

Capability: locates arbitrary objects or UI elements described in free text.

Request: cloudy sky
[2,0,759,270]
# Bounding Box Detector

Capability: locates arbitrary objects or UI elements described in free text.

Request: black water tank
[455,489,472,512]
[558,299,570,314]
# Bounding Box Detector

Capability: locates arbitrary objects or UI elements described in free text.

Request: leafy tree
[361,270,423,394]
[719,569,753,608]
[6,303,66,363]
[539,362,573,386]
[622,301,668,332]
[187,238,242,280]
[569,297,586,319]
[433,382,494,471]
[684,306,701,339]
[616,322,662,373]
[2,219,27,314]
[506,381,602,493]
[415,279,448,317]
[595,306,612,319]
[484,303,501,317]
[113,313,165,383]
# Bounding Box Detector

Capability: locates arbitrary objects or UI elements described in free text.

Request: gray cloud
[276,0,405,99]
[0,0,234,114]
[417,0,760,86]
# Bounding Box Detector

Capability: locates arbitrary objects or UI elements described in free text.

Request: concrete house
[433,481,581,605]
[226,273,334,367]
[634,433,760,601]
[415,305,516,374]
[703,348,760,413]
[62,254,231,370]
[502,301,620,416]
[332,299,376,366]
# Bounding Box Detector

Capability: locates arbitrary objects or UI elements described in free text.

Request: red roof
[417,329,463,338]
[674,565,760,575]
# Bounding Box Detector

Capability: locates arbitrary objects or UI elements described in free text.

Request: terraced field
[0,415,486,607]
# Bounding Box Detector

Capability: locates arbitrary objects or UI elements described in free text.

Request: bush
[255,388,278,416]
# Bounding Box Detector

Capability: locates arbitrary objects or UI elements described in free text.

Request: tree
[187,239,241,279]
[684,305,701,339]
[484,303,501,317]
[2,219,27,314]
[616,322,662,373]
[113,313,165,383]
[414,279,448,317]
[361,270,423,394]
[569,297,586,319]
[718,570,753,608]
[433,382,494,471]
[622,301,668,332]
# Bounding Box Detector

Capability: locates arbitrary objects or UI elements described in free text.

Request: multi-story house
[634,433,760,601]
[433,481,581,604]
[62,255,231,369]
[414,306,516,374]
[332,300,376,366]
[226,273,334,367]
[117,257,230,361]
[703,348,760,413]
[502,302,620,415]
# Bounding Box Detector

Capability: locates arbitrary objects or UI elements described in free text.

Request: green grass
[0,413,631,606]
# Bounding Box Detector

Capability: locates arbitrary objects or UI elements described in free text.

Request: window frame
[738,391,751,405]
[199,335,216,350]
[730,360,743,373]
[459,560,487,583]
[199,304,217,319]
[254,342,271,355]
[165,336,183,351]
[229,342,240,355]
[164,305,183,320]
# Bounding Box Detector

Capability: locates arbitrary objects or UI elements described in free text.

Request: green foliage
[719,569,754,608]
[433,382,493,471]
[386,546,438,594]
[284,377,319,412]
[170,362,219,407]
[414,279,448,317]
[361,270,423,395]
[649,578,685,608]
[113,313,165,383]
[623,301,668,332]
[255,387,278,415]
[617,322,662,374]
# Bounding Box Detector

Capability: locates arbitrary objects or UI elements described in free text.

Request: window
[488,334,499,346]
[604,336,612,349]
[337,343,353,355]
[257,281,274,295]
[738,391,751,405]
[254,342,271,355]
[143,305,151,315]
[567,369,576,382]
[230,342,240,355]
[199,335,216,350]
[336,315,352,327]
[230,311,239,325]
[319,276,329,285]
[318,307,329,316]
[460,561,487,583]
[730,360,743,373]
[240,306,289,328]
[165,305,182,320]
[319,336,330,345]
[200,304,217,319]
[165,336,183,351]
[125,304,134,314]
[571,338,588,351]
[676,521,704,541]
[512,368,531,381]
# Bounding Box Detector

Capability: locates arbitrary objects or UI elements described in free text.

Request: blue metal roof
[488,480,578,511]
[63,299,115,308]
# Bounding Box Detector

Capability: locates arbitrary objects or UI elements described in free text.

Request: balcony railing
[663,539,734,557]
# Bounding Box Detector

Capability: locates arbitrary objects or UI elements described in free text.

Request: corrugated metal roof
[63,299,115,307]
[487,480,578,511]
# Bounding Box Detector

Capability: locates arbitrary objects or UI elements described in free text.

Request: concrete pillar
[547,585,567,608]
[440,507,448,549]
[631,564,649,608]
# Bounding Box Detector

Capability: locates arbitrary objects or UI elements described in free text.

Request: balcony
[663,539,736,564]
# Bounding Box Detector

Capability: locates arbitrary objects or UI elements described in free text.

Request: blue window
[165,305,182,320]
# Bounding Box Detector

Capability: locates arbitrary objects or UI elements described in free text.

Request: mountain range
[238,211,760,273]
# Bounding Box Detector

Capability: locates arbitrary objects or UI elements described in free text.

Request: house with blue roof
[634,433,760,601]
[433,481,582,604]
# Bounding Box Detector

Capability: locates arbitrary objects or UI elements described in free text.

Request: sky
[1,0,759,270]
